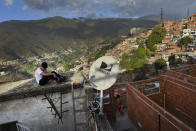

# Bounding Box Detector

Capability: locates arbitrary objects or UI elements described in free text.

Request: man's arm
[41,72,56,77]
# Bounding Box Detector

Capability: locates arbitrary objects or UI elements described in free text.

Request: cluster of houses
[0,59,27,66]
[106,14,196,66]
[0,48,74,66]
[153,14,196,64]
[105,37,139,61]
[69,14,196,74]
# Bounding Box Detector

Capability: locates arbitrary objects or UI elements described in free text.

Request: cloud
[4,0,13,7]
[87,13,97,19]
[21,0,196,18]
[22,5,28,11]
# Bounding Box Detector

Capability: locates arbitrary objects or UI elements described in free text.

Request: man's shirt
[35,67,48,83]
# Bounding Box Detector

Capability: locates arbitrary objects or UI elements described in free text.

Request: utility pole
[160,8,164,27]
[187,8,189,19]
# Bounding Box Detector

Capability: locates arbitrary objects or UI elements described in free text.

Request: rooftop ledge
[0,79,83,102]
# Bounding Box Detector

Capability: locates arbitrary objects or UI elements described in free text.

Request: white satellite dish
[89,56,119,90]
[89,56,119,114]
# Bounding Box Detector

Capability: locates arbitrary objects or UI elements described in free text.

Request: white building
[183,29,191,37]
[70,65,83,72]
[191,29,196,38]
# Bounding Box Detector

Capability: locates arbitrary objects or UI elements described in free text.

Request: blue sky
[0,0,26,21]
[0,0,119,22]
[0,0,195,22]
[0,0,37,22]
[0,0,74,22]
[0,0,61,22]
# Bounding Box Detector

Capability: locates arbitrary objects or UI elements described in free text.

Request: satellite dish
[89,56,119,114]
[89,56,119,90]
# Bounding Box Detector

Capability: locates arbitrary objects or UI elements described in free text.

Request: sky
[0,0,196,22]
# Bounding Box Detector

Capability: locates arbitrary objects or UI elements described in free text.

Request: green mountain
[0,16,158,60]
[140,14,182,22]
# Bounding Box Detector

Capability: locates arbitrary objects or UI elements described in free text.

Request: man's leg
[51,71,66,82]
[51,71,61,78]
[47,74,58,81]
[39,76,50,86]
[51,71,62,82]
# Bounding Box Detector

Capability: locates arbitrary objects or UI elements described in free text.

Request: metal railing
[16,122,31,131]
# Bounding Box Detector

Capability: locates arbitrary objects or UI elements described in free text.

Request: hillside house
[165,48,177,54]
[190,14,196,21]
[162,39,171,44]
[191,29,196,38]
[154,52,169,61]
[156,43,167,51]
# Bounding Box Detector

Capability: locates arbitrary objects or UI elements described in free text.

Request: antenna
[89,56,119,114]
[161,8,164,27]
[187,8,189,19]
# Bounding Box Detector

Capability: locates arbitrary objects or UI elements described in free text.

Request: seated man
[35,62,59,86]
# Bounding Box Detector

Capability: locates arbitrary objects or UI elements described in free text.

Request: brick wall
[174,65,196,78]
[188,67,196,77]
[127,87,159,131]
[147,93,164,108]
[125,68,196,130]
[126,85,192,131]
[112,65,196,130]
[165,70,196,85]
[159,76,196,129]
[104,104,116,121]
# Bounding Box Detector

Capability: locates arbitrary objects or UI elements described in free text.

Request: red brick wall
[172,65,196,72]
[165,70,196,85]
[148,93,164,108]
[172,65,196,78]
[160,77,196,129]
[189,67,196,77]
[114,66,196,130]
[104,104,116,121]
[127,88,159,131]
[126,85,192,131]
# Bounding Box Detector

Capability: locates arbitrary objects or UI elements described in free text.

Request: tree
[63,64,70,72]
[147,26,166,52]
[63,61,76,72]
[24,63,36,75]
[148,34,162,50]
[154,58,166,72]
[120,45,148,71]
[168,55,176,66]
[119,53,131,70]
[178,36,192,49]
[57,69,63,74]
[152,26,166,38]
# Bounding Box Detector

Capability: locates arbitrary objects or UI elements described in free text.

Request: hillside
[0,16,158,60]
[140,14,182,22]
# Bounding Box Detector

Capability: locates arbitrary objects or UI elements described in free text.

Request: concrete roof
[174,52,195,55]
[156,52,169,55]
